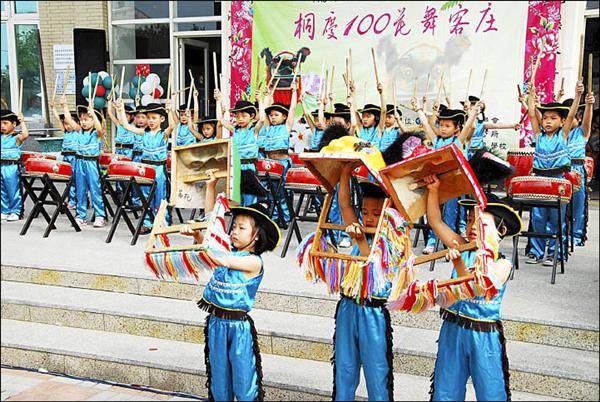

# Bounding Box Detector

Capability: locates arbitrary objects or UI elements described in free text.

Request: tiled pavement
[0,368,201,401]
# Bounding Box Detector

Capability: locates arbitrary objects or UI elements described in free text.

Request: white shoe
[93,217,106,228]
[75,218,87,226]
[422,245,435,255]
[338,238,352,248]
[0,213,8,220]
[6,213,19,222]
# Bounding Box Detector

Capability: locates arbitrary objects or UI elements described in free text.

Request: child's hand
[410,96,419,111]
[556,87,565,100]
[514,123,522,131]
[185,109,192,120]
[423,174,440,191]
[349,80,356,94]
[585,92,595,105]
[291,80,297,92]
[214,88,221,101]
[446,240,463,262]
[298,91,304,103]
[422,95,428,107]
[432,101,440,113]
[59,95,66,106]
[179,223,198,237]
[345,222,365,240]
[376,82,383,94]
[17,113,24,124]
[575,80,584,96]
[193,88,199,98]
[346,95,353,107]
[205,168,219,186]
[165,102,171,111]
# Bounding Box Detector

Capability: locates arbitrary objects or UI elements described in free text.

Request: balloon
[153,85,163,98]
[83,76,89,87]
[82,86,90,98]
[146,73,160,86]
[102,75,113,89]
[140,81,152,95]
[141,94,153,106]
[93,96,107,109]
[132,75,145,87]
[90,73,99,87]
[129,87,138,99]
[98,71,109,81]
[95,86,106,97]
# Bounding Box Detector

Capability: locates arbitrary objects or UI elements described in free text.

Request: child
[117,101,176,233]
[62,96,107,227]
[1,109,28,221]
[423,171,522,401]
[299,93,326,151]
[216,90,263,206]
[379,104,407,152]
[180,169,280,401]
[50,101,79,209]
[192,115,221,142]
[107,100,135,159]
[131,106,148,163]
[526,82,582,265]
[333,164,394,401]
[356,82,385,145]
[564,92,595,246]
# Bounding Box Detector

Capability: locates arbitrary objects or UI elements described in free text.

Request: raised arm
[60,95,81,132]
[562,81,584,143]
[114,100,144,135]
[49,101,63,131]
[215,89,234,132]
[528,86,541,139]
[300,92,316,132]
[377,82,385,135]
[483,122,520,130]
[458,101,480,147]
[412,97,436,143]
[347,94,358,136]
[163,100,176,140]
[15,113,29,145]
[106,97,120,126]
[424,174,466,250]
[187,109,204,141]
[88,106,106,138]
[286,81,298,131]
[581,92,595,139]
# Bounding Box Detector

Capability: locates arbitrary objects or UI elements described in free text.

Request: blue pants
[62,155,77,206]
[427,197,459,248]
[131,152,143,205]
[333,297,393,401]
[269,157,291,223]
[142,164,168,228]
[241,163,258,206]
[1,164,21,215]
[205,315,262,401]
[75,159,105,220]
[530,202,567,260]
[432,319,509,401]
[572,166,587,245]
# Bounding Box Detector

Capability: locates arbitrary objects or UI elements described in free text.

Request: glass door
[178,38,208,116]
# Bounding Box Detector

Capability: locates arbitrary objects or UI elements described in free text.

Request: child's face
[361,196,385,228]
[201,123,215,138]
[235,111,252,127]
[62,120,75,132]
[269,110,286,125]
[315,120,324,130]
[134,113,147,128]
[79,113,94,130]
[179,111,188,124]
[438,119,460,138]
[146,112,165,130]
[385,114,395,127]
[126,113,134,123]
[1,120,16,134]
[361,112,376,128]
[465,209,478,241]
[230,215,257,251]
[542,111,564,134]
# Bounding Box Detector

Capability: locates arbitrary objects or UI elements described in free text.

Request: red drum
[99,152,132,169]
[24,158,72,180]
[584,157,595,181]
[256,159,284,179]
[289,153,303,167]
[106,161,156,184]
[284,167,325,191]
[20,151,57,163]
[167,151,172,172]
[353,165,370,180]
[564,170,582,193]
[508,176,572,203]
[505,148,534,190]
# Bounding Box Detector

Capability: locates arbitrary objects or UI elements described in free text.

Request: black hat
[76,105,104,122]
[58,113,79,122]
[358,179,387,200]
[310,108,319,117]
[381,130,425,165]
[538,102,570,119]
[468,148,515,186]
[385,104,402,116]
[438,104,448,112]
[318,123,349,150]
[460,95,481,105]
[327,103,351,120]
[198,116,218,125]
[561,98,585,111]
[438,108,467,125]
[359,104,381,114]
[230,203,281,252]
[134,106,146,115]
[143,103,168,118]
[0,109,20,126]
[177,104,189,112]
[265,102,290,116]
[459,194,523,238]
[124,105,135,115]
[230,100,257,115]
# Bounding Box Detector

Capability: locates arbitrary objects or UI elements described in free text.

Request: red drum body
[508,176,572,203]
[106,161,156,184]
[256,159,284,179]
[290,153,303,167]
[505,149,534,190]
[353,165,370,180]
[584,157,594,181]
[167,151,172,172]
[99,153,132,169]
[21,151,57,163]
[285,167,324,190]
[24,158,72,179]
[564,170,582,193]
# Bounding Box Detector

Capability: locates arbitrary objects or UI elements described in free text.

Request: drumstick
[363,81,367,106]
[267,58,284,89]
[219,73,224,93]
[252,56,261,102]
[348,49,353,82]
[269,78,280,98]
[435,72,444,105]
[187,75,194,111]
[425,73,431,94]
[18,79,23,116]
[63,64,71,97]
[151,74,157,101]
[517,83,522,99]
[442,80,451,107]
[465,69,472,102]
[51,74,59,105]
[212,52,219,92]
[318,61,325,100]
[329,65,335,95]
[166,65,172,101]
[530,38,545,86]
[577,34,585,80]
[118,66,125,101]
[413,76,419,98]
[479,69,488,99]
[136,73,141,104]
[88,72,92,106]
[392,81,398,119]
[110,74,115,101]
[587,53,593,94]
[91,72,100,104]
[371,48,380,85]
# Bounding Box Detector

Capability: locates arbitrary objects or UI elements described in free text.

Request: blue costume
[257,126,267,159]
[568,126,588,245]
[1,134,22,216]
[235,125,260,206]
[359,126,379,145]
[75,129,105,221]
[310,127,324,151]
[333,240,393,401]
[176,123,196,146]
[529,130,570,260]
[140,130,169,228]
[263,124,291,223]
[114,124,135,159]
[431,251,510,401]
[467,121,485,159]
[197,251,264,401]
[379,126,399,152]
[61,130,79,206]
[132,131,144,163]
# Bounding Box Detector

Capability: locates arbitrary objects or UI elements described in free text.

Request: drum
[106,161,156,184]
[20,151,57,163]
[508,176,572,203]
[256,159,284,179]
[353,165,370,180]
[505,148,534,190]
[584,157,595,181]
[167,151,172,172]
[24,158,72,180]
[564,170,582,193]
[99,152,132,169]
[290,153,303,167]
[285,167,325,191]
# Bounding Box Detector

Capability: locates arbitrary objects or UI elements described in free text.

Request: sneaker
[338,238,352,248]
[6,213,19,222]
[525,254,542,264]
[1,213,9,220]
[139,226,152,235]
[75,218,87,226]
[67,203,76,210]
[422,245,435,255]
[542,257,555,267]
[93,217,106,228]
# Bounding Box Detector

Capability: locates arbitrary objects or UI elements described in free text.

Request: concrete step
[1,282,597,400]
[1,319,566,401]
[2,264,598,353]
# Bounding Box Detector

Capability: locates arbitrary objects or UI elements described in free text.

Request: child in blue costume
[180,170,281,401]
[415,98,480,254]
[525,82,582,265]
[62,98,107,228]
[563,92,594,246]
[379,104,407,152]
[117,101,176,233]
[260,81,298,226]
[131,107,147,163]
[51,101,79,209]
[216,91,264,207]
[333,163,394,401]
[423,170,522,401]
[299,92,326,151]
[107,101,135,159]
[357,83,386,146]
[0,109,28,221]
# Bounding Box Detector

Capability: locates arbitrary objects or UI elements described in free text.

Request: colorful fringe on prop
[144,193,232,282]
[295,208,413,303]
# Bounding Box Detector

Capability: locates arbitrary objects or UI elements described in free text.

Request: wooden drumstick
[587,53,593,94]
[517,83,522,99]
[88,72,93,106]
[63,64,71,96]
[118,66,125,101]
[577,34,585,80]
[166,65,172,101]
[425,73,431,94]
[91,72,100,104]
[136,73,141,104]
[212,52,219,92]
[187,76,194,111]
[329,65,335,95]
[318,61,325,99]
[348,49,353,82]
[18,79,23,116]
[465,69,472,102]
[51,74,59,105]
[479,69,488,99]
[267,58,283,89]
[413,76,419,98]
[371,48,380,85]
[442,80,451,107]
[436,72,444,105]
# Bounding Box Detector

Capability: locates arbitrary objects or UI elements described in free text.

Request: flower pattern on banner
[520,1,561,148]
[229,1,253,108]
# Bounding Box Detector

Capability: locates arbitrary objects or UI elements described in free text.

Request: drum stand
[20,173,81,237]
[104,176,157,246]
[261,171,287,229]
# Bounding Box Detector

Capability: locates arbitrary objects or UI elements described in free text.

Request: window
[587,1,599,10]
[176,1,221,18]
[112,63,170,105]
[1,22,10,108]
[176,21,221,32]
[111,1,168,21]
[15,23,42,118]
[14,1,36,14]
[113,23,170,59]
